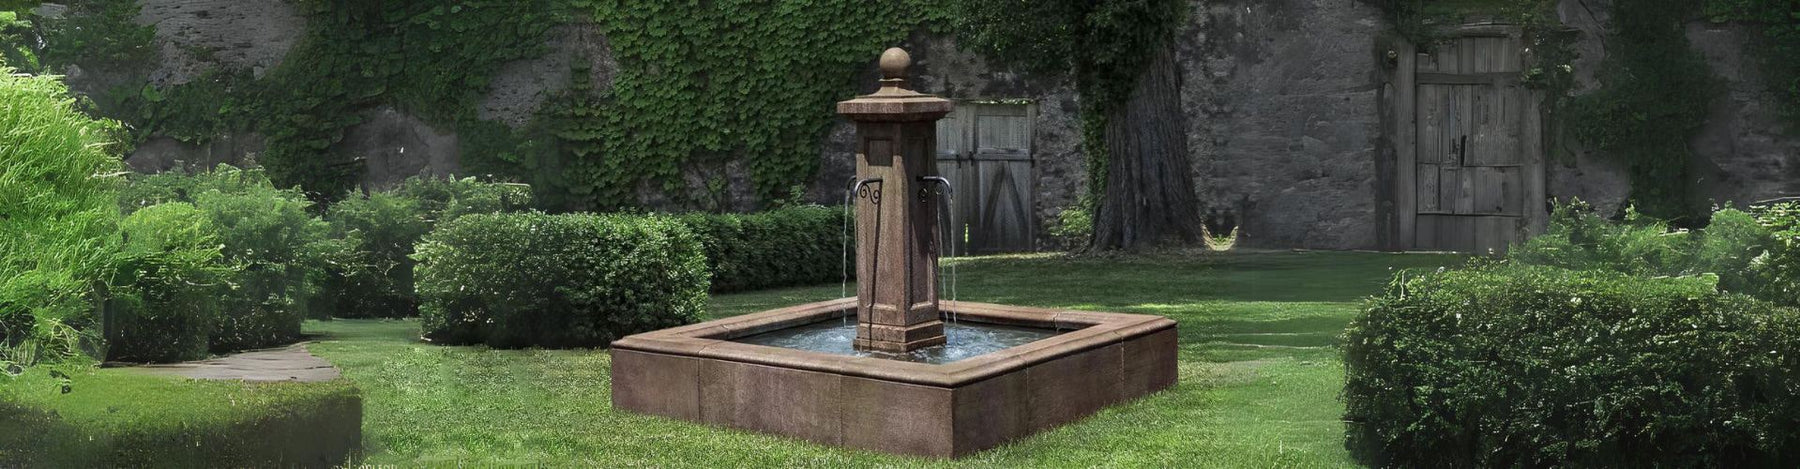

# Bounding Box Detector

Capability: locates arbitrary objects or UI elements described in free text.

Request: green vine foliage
[1706,0,1800,131]
[1570,0,1718,225]
[949,0,1185,218]
[562,0,944,210]
[248,0,568,201]
[33,0,959,211]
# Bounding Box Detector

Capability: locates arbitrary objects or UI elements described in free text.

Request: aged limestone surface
[80,0,1800,248]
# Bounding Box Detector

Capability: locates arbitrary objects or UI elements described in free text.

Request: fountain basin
[610,298,1177,458]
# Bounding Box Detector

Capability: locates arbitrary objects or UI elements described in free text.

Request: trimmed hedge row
[316,176,531,319]
[0,368,361,467]
[680,205,850,293]
[1345,263,1800,467]
[415,212,708,348]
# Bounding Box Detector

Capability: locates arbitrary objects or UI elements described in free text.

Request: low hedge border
[1345,263,1800,467]
[679,205,850,293]
[0,368,362,467]
[415,212,708,348]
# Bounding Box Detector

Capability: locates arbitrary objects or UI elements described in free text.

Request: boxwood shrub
[191,187,343,352]
[104,203,233,363]
[415,213,707,348]
[316,177,531,319]
[1345,263,1800,467]
[679,205,850,293]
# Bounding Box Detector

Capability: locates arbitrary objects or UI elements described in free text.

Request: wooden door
[936,102,1036,254]
[1390,25,1545,253]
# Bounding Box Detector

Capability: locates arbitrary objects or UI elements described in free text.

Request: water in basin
[734,320,1066,365]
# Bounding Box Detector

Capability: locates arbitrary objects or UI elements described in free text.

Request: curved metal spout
[919,176,953,199]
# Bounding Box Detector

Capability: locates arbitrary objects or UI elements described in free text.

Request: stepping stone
[133,343,341,382]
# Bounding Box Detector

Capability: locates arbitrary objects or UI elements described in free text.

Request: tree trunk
[1090,41,1201,250]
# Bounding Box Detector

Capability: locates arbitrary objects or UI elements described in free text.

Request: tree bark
[1090,40,1202,250]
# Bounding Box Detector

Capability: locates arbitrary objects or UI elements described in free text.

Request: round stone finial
[879,48,911,80]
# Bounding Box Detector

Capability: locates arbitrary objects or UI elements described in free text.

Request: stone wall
[67,0,1800,249]
[1687,22,1800,206]
[1180,0,1387,249]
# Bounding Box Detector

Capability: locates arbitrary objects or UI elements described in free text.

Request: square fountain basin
[609,298,1178,458]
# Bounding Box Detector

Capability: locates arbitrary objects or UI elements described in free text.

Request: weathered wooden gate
[935,102,1036,254]
[1385,24,1546,253]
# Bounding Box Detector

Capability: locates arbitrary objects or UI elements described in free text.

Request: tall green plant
[0,66,124,366]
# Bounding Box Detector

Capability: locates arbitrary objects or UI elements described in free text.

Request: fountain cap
[879,48,911,80]
[837,47,952,122]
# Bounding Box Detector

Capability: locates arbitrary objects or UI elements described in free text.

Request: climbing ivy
[1706,0,1800,132]
[35,0,961,211]
[1569,0,1717,225]
[565,0,945,209]
[949,0,1186,221]
[246,0,568,201]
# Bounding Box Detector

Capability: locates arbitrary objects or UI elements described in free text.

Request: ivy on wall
[1569,0,1717,225]
[1706,0,1800,132]
[30,0,959,211]
[251,0,568,201]
[567,0,945,209]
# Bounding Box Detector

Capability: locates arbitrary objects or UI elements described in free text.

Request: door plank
[1418,163,1442,213]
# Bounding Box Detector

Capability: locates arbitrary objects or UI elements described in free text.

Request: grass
[306,250,1465,467]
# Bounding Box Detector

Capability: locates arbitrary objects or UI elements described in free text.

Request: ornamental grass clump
[415,213,707,348]
[1345,263,1800,467]
[0,66,125,366]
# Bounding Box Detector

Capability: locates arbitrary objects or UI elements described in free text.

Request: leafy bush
[118,165,281,215]
[315,176,530,318]
[677,206,849,293]
[191,186,341,352]
[1750,202,1800,304]
[1510,200,1796,306]
[1344,263,1800,467]
[317,192,429,318]
[416,213,708,348]
[389,175,533,225]
[104,203,233,363]
[0,66,125,366]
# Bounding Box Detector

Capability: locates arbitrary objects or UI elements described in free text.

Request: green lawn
[307,250,1465,467]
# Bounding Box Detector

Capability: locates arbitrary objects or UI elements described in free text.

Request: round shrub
[191,187,339,352]
[318,192,430,318]
[105,203,233,363]
[1345,263,1800,467]
[679,205,849,293]
[415,213,708,348]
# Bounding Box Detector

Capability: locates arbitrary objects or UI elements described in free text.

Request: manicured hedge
[1344,263,1800,467]
[0,368,361,467]
[191,186,343,352]
[317,176,531,319]
[679,205,850,293]
[415,213,708,348]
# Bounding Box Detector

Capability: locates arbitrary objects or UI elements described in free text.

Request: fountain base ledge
[609,298,1178,458]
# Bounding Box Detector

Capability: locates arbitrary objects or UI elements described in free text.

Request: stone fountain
[610,48,1177,458]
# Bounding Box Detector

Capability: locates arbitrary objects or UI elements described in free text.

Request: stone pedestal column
[838,48,953,353]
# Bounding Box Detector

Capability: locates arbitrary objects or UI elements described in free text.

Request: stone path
[133,343,341,382]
